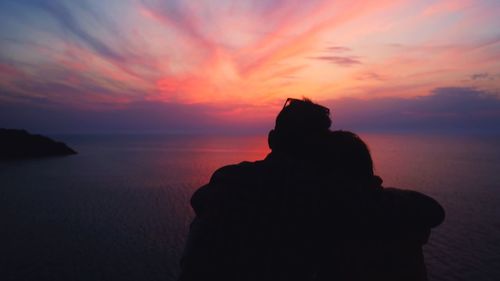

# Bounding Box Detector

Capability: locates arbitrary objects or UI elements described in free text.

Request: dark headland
[0,128,77,159]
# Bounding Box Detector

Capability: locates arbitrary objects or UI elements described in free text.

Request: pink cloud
[1,0,499,121]
[422,0,472,17]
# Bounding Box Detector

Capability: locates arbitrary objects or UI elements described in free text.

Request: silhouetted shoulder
[191,160,264,215]
[381,188,445,228]
[209,161,260,183]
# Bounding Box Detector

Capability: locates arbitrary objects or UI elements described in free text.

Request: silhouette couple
[179,98,445,281]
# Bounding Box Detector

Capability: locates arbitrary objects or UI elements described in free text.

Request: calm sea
[1,133,500,281]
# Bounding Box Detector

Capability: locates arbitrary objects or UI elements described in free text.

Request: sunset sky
[1,0,499,133]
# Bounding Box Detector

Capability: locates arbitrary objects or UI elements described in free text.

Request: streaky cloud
[470,72,500,81]
[309,55,362,66]
[355,72,386,81]
[0,0,499,110]
[326,46,351,52]
[326,87,500,133]
[31,0,126,62]
[2,87,499,134]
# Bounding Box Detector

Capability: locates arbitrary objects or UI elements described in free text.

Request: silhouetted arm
[372,188,443,280]
[179,187,218,281]
[179,165,241,281]
[381,188,445,230]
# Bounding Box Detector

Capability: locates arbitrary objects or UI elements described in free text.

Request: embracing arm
[382,188,445,229]
[179,165,243,281]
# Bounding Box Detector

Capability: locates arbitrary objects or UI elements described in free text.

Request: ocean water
[1,133,499,281]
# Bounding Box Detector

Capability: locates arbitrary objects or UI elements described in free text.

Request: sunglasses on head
[282,98,330,114]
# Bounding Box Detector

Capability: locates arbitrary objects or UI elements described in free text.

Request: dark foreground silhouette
[0,129,76,159]
[179,98,445,281]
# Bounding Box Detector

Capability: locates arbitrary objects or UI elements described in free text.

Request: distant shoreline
[0,128,77,160]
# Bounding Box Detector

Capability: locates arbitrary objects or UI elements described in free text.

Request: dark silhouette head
[327,130,374,182]
[268,98,331,157]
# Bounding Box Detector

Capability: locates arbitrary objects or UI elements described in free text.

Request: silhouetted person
[178,99,444,281]
[314,130,444,281]
[179,98,332,281]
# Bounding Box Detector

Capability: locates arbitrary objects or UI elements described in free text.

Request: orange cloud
[1,0,499,122]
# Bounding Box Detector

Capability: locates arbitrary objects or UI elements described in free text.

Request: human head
[327,130,374,182]
[268,98,331,157]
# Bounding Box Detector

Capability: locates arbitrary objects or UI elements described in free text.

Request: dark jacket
[179,154,445,281]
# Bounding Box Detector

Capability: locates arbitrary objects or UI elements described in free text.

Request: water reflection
[1,133,499,281]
